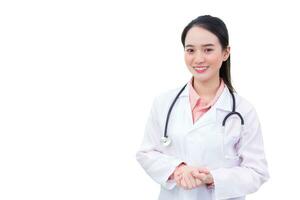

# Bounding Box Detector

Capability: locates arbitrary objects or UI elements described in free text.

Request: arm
[210,107,270,199]
[136,97,184,190]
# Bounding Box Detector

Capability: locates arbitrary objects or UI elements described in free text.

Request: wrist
[168,173,174,180]
[169,162,186,181]
[177,162,186,170]
[206,182,214,189]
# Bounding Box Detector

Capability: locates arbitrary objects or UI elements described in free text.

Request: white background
[1,0,299,199]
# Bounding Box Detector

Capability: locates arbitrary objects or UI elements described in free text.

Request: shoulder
[235,93,255,113]
[152,86,185,108]
[148,86,184,124]
[234,92,260,123]
[148,85,188,118]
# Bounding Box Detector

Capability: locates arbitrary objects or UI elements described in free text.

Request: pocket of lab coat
[222,134,240,160]
[221,117,242,161]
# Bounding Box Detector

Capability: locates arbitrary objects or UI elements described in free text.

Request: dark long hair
[181,15,235,93]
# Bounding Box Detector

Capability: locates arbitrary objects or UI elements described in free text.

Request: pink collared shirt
[189,78,225,124]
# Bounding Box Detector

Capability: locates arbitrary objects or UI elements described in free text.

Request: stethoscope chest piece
[160,136,172,147]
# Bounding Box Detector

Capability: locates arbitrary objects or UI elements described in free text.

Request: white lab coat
[136,84,269,200]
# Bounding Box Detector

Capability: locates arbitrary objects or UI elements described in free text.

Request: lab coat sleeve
[136,96,184,190]
[210,107,270,199]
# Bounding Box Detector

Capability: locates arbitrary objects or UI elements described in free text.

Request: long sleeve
[210,107,270,199]
[136,97,184,190]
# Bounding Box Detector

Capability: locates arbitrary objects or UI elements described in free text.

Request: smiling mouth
[193,66,209,73]
[193,66,209,70]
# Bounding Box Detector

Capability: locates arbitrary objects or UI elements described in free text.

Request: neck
[192,76,221,99]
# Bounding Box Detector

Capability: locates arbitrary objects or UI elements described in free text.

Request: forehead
[185,26,220,47]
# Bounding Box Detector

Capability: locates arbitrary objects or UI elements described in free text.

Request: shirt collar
[188,77,225,110]
[178,77,232,112]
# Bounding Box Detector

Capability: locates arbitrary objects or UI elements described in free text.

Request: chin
[193,74,212,83]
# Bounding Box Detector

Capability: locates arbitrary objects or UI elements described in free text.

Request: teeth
[194,66,208,70]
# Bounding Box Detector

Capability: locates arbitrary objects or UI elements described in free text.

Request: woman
[136,15,269,200]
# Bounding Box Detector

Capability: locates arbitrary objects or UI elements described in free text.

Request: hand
[174,164,204,190]
[192,167,214,185]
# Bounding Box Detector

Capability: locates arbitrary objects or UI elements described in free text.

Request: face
[184,26,230,83]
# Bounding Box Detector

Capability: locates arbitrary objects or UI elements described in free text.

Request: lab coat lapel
[188,105,217,132]
[214,86,232,112]
[179,84,194,131]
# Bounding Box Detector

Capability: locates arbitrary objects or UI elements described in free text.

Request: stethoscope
[160,83,245,147]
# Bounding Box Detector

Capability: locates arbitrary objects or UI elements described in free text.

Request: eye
[204,48,213,53]
[185,48,194,53]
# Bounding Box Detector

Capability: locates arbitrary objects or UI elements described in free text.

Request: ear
[223,46,230,61]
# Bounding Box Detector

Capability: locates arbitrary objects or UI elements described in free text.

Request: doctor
[136,15,269,200]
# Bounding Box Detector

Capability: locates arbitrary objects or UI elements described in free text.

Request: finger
[205,174,213,184]
[195,178,202,186]
[175,178,181,187]
[183,174,193,190]
[175,172,182,179]
[198,167,210,174]
[174,169,182,176]
[192,170,201,178]
[192,171,205,180]
[201,174,208,183]
[187,173,196,188]
[181,178,187,189]
[197,173,207,182]
[191,169,198,176]
[200,173,207,181]
[175,175,182,186]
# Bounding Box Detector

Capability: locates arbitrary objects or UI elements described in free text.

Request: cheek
[184,55,192,65]
[207,54,223,66]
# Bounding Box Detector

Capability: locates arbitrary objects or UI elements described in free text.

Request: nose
[193,50,205,64]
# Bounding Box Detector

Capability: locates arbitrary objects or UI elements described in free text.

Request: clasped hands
[170,163,214,190]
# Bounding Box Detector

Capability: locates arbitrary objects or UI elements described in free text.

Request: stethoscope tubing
[162,83,244,146]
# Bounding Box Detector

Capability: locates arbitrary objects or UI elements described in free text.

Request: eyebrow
[185,44,215,48]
